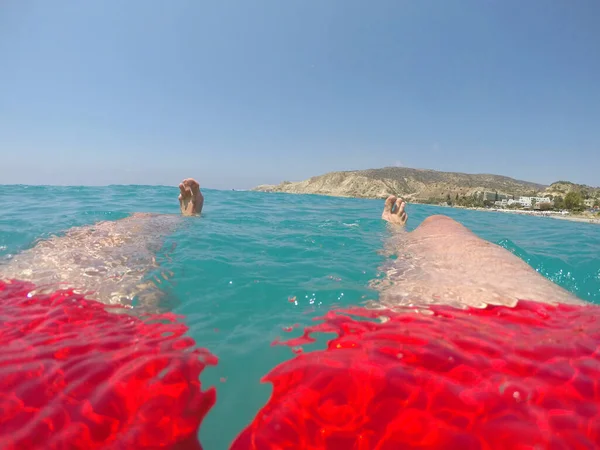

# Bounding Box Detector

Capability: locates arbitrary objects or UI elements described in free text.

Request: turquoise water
[1,185,599,448]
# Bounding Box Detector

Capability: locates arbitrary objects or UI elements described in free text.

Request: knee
[421,215,457,226]
[417,215,469,235]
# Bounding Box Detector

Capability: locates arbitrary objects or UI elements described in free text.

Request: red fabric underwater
[232,300,600,449]
[0,279,217,450]
[2,278,599,449]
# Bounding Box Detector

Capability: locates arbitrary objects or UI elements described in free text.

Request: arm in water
[0,178,204,309]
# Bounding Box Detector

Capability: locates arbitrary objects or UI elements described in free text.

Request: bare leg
[0,178,203,307]
[377,196,583,309]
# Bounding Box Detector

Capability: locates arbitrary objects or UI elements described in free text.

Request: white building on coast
[516,196,552,208]
[495,196,552,208]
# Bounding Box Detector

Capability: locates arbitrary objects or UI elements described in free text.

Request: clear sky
[1,0,598,188]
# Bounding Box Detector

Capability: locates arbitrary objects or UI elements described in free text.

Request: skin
[0,178,203,307]
[179,178,204,216]
[377,195,584,310]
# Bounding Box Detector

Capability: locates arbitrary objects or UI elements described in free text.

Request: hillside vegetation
[544,181,600,199]
[254,167,548,201]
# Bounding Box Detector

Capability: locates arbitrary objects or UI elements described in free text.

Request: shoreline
[458,207,600,225]
[252,189,600,225]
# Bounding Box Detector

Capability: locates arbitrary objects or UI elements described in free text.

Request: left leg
[0,178,203,306]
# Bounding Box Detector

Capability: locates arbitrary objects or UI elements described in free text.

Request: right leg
[377,196,583,309]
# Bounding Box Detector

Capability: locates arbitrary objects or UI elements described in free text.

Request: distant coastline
[254,166,600,224]
[451,206,600,225]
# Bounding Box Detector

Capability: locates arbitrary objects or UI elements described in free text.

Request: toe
[395,198,408,225]
[189,179,200,194]
[181,178,200,194]
[179,183,186,196]
[384,196,397,214]
[394,198,405,216]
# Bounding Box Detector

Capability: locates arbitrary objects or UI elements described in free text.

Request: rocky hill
[544,181,600,199]
[253,167,548,201]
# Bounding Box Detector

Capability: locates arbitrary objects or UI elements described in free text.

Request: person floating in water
[0,180,585,311]
[0,178,593,450]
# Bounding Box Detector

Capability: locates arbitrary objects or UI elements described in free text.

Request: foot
[178,178,204,216]
[382,196,408,226]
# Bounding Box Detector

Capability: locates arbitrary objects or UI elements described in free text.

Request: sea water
[1,185,599,448]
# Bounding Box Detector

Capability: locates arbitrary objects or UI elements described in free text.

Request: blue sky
[1,0,598,188]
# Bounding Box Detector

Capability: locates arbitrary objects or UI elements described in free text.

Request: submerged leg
[0,178,203,307]
[377,196,583,309]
